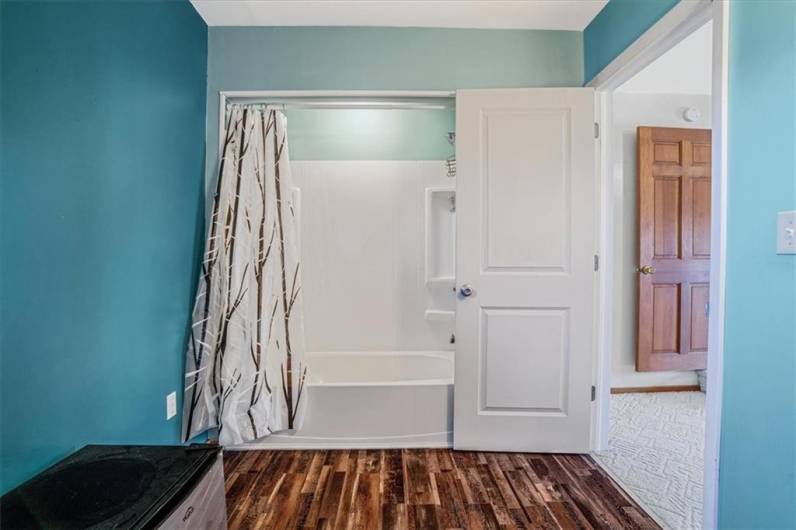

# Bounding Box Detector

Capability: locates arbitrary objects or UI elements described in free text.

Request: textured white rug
[594,392,705,530]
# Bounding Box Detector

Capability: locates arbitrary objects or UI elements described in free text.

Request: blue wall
[0,1,207,493]
[583,0,679,83]
[207,27,582,178]
[720,1,796,527]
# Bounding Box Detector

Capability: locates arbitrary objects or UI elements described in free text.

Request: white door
[454,88,596,453]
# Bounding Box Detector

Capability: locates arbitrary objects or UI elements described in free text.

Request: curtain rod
[226,100,453,111]
[221,92,455,111]
[217,91,455,152]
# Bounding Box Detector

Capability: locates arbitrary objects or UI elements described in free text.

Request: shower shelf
[424,309,455,322]
[424,186,456,286]
[424,186,456,325]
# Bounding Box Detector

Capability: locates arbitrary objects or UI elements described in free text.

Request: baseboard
[611,385,701,394]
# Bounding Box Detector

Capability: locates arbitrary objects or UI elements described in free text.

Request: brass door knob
[639,265,656,275]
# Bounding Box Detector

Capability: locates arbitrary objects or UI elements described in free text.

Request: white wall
[291,161,455,352]
[616,21,712,95]
[611,92,711,388]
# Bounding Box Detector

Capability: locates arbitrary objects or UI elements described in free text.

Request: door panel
[651,283,680,353]
[484,110,569,271]
[454,88,595,453]
[653,177,682,258]
[689,284,710,352]
[481,307,568,412]
[637,126,711,372]
[690,178,712,257]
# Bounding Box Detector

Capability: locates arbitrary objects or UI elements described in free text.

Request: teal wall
[0,1,207,493]
[720,1,796,527]
[207,27,582,174]
[284,109,455,160]
[583,0,679,83]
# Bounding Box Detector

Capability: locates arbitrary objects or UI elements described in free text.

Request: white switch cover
[777,211,796,254]
[166,392,177,420]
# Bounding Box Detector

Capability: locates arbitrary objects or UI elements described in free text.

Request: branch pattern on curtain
[182,105,307,445]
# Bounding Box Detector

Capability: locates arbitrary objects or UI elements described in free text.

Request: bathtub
[242,351,453,449]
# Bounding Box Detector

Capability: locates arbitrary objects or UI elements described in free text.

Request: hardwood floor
[223,449,660,529]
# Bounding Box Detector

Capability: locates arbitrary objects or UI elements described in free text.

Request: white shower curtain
[182,105,307,445]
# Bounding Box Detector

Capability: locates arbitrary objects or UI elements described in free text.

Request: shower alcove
[222,92,457,448]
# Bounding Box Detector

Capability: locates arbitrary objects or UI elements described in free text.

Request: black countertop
[0,444,220,529]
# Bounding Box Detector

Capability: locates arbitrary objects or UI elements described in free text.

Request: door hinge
[591,385,596,401]
[705,302,710,316]
[594,122,600,139]
[594,254,599,271]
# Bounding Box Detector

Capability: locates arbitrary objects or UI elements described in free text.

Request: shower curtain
[182,105,307,445]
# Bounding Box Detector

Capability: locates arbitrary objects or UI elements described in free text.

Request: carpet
[594,391,705,530]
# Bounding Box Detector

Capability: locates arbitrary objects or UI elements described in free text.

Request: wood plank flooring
[223,449,660,529]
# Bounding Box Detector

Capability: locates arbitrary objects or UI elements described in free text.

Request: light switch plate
[166,392,177,420]
[777,211,796,254]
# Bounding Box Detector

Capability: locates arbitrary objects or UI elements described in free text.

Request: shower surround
[235,160,457,448]
[291,160,456,353]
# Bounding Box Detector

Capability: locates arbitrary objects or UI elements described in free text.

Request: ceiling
[190,1,608,30]
[618,21,713,95]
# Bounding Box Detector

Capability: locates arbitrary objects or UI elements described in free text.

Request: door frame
[587,1,728,529]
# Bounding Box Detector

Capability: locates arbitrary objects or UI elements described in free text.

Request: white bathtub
[243,351,454,448]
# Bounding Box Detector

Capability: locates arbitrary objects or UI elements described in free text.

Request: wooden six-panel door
[637,126,711,371]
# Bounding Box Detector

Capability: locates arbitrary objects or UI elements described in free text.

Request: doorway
[590,1,728,529]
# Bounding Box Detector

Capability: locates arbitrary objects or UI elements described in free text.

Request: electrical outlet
[777,211,796,254]
[166,392,177,420]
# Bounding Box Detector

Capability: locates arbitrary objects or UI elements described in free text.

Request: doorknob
[459,284,474,297]
[639,265,656,275]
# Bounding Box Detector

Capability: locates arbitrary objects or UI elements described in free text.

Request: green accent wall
[0,1,208,493]
[284,109,455,161]
[207,27,582,171]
